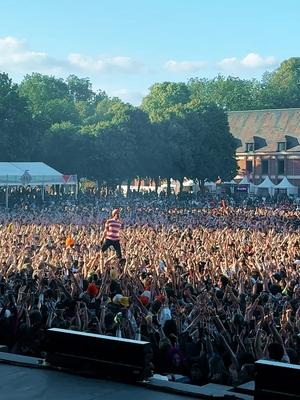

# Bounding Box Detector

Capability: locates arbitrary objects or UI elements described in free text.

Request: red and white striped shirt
[105,218,122,241]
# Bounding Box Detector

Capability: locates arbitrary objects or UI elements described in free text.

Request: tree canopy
[0,57,299,192]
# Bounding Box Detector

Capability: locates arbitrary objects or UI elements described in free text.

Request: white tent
[160,179,176,193]
[0,162,77,187]
[275,177,298,196]
[183,179,195,187]
[0,162,77,207]
[204,181,216,186]
[237,175,255,193]
[255,176,276,195]
[204,181,217,192]
[221,180,237,185]
[239,176,251,185]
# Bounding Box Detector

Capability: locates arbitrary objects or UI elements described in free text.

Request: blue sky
[0,0,299,104]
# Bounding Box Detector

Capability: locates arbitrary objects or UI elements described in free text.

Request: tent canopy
[183,179,195,187]
[257,176,276,188]
[0,162,77,187]
[275,176,297,190]
[239,176,252,185]
[204,181,216,187]
[237,175,255,193]
[275,176,298,195]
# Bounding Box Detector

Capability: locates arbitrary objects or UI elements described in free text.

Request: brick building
[228,108,300,186]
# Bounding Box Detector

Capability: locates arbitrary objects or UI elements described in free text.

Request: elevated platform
[0,352,253,400]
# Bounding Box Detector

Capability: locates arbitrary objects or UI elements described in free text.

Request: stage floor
[0,363,193,400]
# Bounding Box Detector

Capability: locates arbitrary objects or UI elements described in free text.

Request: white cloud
[0,36,144,76]
[68,53,144,74]
[0,36,65,74]
[241,53,277,68]
[218,57,239,69]
[218,53,278,71]
[164,59,207,73]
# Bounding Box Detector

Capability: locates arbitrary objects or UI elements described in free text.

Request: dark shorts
[101,239,122,259]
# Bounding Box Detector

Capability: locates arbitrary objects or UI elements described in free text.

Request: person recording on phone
[100,208,123,259]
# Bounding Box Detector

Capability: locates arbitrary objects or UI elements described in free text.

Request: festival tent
[275,177,298,196]
[237,175,255,193]
[255,176,276,196]
[0,162,77,186]
[182,179,217,193]
[221,179,237,185]
[183,179,195,187]
[160,179,177,193]
[239,176,251,185]
[0,162,77,207]
[204,181,217,192]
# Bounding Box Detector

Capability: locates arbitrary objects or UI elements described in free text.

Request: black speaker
[255,360,300,400]
[44,328,152,382]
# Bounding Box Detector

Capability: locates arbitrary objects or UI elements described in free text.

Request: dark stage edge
[0,363,194,400]
[0,363,254,400]
[0,350,254,400]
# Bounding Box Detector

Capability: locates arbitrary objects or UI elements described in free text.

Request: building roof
[228,108,300,153]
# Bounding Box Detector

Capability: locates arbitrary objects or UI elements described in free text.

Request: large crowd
[0,191,300,386]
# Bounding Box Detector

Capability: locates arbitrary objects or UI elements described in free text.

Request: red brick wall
[237,158,246,174]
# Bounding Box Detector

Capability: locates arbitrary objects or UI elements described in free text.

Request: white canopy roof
[204,181,216,187]
[0,162,77,187]
[239,176,252,185]
[222,179,237,185]
[257,176,276,189]
[237,175,255,193]
[183,179,195,187]
[275,176,297,190]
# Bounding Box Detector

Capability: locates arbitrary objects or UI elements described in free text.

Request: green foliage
[258,58,300,109]
[0,72,35,161]
[66,75,94,102]
[1,58,299,190]
[19,73,70,115]
[141,82,190,122]
[42,121,80,174]
[188,105,237,182]
[188,75,261,111]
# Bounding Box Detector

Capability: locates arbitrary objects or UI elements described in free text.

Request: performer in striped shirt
[101,208,123,259]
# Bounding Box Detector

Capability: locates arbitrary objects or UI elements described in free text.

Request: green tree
[66,75,95,102]
[141,82,190,122]
[155,118,192,194]
[188,75,260,111]
[258,58,300,109]
[80,99,151,189]
[0,73,35,161]
[42,121,80,173]
[187,105,237,189]
[19,73,79,125]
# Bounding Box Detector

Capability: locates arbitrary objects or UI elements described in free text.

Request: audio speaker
[255,359,300,400]
[45,328,153,382]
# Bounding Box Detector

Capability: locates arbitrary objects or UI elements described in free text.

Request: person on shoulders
[100,208,123,259]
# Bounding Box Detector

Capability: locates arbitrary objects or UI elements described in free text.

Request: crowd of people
[0,191,300,386]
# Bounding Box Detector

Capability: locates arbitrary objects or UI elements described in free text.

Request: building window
[278,159,285,175]
[246,160,253,173]
[262,159,269,175]
[246,143,254,152]
[277,142,286,152]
